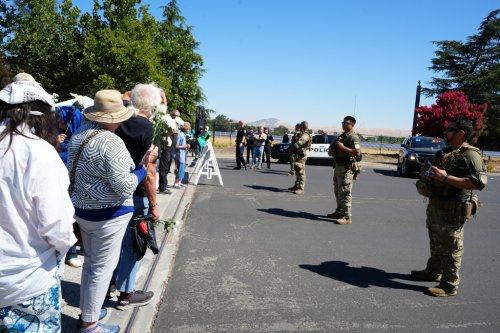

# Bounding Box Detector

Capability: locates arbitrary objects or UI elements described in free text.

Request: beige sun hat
[83,89,135,124]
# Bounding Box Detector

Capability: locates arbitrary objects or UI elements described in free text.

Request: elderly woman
[68,90,156,333]
[0,76,76,332]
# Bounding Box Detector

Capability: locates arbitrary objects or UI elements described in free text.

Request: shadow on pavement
[299,261,427,293]
[61,280,81,308]
[244,185,290,193]
[372,169,397,177]
[62,313,79,333]
[257,170,289,175]
[257,208,335,223]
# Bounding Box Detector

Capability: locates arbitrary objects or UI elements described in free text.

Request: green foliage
[212,114,235,131]
[0,0,204,115]
[272,125,289,136]
[158,0,204,120]
[424,10,500,147]
[0,0,82,96]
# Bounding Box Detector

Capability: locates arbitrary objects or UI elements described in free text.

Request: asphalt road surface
[153,159,500,333]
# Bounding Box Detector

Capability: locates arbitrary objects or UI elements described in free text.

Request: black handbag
[131,214,160,261]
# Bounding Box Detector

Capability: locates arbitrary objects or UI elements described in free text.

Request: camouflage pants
[425,203,465,288]
[293,158,307,190]
[333,164,354,218]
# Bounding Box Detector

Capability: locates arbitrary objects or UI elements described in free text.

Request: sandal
[80,322,120,333]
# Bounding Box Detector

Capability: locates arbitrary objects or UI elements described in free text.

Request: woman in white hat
[68,90,157,333]
[0,76,76,332]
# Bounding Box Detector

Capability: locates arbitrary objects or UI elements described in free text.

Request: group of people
[234,122,275,170]
[0,74,190,333]
[233,114,488,298]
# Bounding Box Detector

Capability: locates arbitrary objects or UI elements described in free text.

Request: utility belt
[429,195,480,220]
[333,160,362,180]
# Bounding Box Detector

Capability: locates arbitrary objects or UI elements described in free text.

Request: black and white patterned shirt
[68,123,139,210]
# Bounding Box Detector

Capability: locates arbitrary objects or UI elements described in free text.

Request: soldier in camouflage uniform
[287,121,311,194]
[327,116,361,225]
[411,119,487,297]
[288,123,301,176]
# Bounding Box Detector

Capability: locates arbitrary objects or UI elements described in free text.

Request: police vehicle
[271,133,337,163]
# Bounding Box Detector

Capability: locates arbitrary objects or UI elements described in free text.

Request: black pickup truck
[397,136,447,177]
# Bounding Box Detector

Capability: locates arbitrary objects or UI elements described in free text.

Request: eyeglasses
[342,121,353,126]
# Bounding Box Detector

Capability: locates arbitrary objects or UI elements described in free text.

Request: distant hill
[247,118,410,137]
[247,118,294,129]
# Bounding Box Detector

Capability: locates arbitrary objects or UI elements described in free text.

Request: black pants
[236,143,246,168]
[263,146,272,167]
[246,145,254,164]
[158,146,172,190]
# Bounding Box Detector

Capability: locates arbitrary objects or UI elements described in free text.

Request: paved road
[153,159,500,332]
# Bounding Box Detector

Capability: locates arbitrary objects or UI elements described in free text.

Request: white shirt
[0,121,76,307]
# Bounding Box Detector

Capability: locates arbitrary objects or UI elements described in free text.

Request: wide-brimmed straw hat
[84,89,134,124]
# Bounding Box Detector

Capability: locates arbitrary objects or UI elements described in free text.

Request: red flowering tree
[415,91,487,143]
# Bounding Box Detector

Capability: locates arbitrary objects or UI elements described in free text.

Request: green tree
[0,0,82,95]
[75,0,169,95]
[424,10,500,147]
[272,125,289,136]
[159,0,204,120]
[212,114,234,131]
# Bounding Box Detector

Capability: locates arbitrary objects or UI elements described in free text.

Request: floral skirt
[0,269,61,333]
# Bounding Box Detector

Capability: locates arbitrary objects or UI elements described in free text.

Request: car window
[312,134,337,144]
[409,137,446,149]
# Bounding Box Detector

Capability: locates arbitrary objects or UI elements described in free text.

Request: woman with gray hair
[68,90,157,333]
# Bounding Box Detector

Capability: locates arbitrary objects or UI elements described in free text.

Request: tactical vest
[333,132,357,163]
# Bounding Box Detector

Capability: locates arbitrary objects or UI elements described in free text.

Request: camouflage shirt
[431,143,487,201]
[293,131,312,160]
[333,130,361,163]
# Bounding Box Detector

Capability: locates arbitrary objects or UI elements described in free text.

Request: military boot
[334,217,352,225]
[326,211,343,219]
[294,189,304,195]
[287,170,295,176]
[410,270,441,282]
[428,283,457,297]
[287,186,297,191]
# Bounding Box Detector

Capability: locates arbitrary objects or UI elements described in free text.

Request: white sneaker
[65,253,82,268]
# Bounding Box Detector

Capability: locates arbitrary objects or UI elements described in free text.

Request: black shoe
[233,167,242,170]
[116,290,154,310]
[244,165,247,170]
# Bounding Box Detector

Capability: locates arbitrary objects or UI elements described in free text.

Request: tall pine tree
[424,10,500,148]
[159,0,204,121]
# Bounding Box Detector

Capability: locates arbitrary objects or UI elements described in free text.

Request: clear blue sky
[74,0,498,131]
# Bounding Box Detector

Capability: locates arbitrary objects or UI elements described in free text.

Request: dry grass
[485,160,500,172]
[211,137,233,149]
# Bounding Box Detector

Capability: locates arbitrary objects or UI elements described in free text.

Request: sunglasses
[342,121,353,125]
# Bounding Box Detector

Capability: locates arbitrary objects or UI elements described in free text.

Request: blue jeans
[252,146,264,167]
[112,196,149,293]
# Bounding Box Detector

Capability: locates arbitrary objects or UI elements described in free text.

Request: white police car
[307,133,337,162]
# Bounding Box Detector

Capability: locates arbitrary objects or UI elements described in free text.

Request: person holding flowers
[112,83,168,310]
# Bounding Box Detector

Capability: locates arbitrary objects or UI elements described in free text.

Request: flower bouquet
[151,104,177,147]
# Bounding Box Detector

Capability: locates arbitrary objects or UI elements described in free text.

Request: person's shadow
[257,208,335,223]
[299,261,427,293]
[244,185,289,193]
